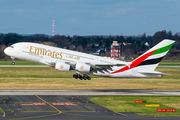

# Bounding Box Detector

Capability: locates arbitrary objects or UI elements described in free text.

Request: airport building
[111,41,121,58]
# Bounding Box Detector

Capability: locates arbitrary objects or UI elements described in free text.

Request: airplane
[4,39,175,80]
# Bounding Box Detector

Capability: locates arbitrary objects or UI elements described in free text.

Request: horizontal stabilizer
[138,71,169,76]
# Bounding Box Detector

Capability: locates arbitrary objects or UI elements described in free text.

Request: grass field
[159,62,180,66]
[0,61,43,65]
[0,67,179,90]
[0,61,180,66]
[88,96,180,116]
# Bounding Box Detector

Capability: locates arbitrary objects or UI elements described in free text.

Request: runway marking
[21,103,47,105]
[51,103,78,105]
[11,95,63,120]
[157,109,176,112]
[20,102,78,105]
[23,111,96,112]
[35,94,62,113]
[145,104,160,107]
[14,101,79,104]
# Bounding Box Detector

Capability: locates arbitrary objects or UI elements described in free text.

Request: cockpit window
[10,46,14,48]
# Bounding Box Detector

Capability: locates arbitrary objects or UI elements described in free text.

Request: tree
[0,44,6,59]
[50,35,69,47]
[99,41,102,47]
[105,39,112,47]
[152,30,167,46]
[81,38,87,48]
[38,42,57,47]
[126,37,132,43]
[117,36,125,43]
[141,33,146,41]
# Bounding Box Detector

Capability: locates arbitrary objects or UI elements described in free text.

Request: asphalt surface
[0,90,180,95]
[0,91,179,120]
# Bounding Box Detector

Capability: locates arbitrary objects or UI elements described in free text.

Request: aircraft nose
[4,48,8,55]
[4,47,10,56]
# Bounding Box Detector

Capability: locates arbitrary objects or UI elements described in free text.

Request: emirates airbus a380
[4,39,175,80]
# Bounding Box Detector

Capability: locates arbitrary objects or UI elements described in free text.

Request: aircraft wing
[39,59,76,67]
[39,59,126,73]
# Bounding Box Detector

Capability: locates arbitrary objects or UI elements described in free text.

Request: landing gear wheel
[87,76,91,80]
[73,74,78,79]
[11,62,15,65]
[83,76,87,80]
[79,75,83,80]
[73,74,91,80]
[73,74,76,78]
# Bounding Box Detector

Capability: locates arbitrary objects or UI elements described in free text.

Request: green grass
[0,67,179,90]
[0,67,99,78]
[0,61,43,65]
[1,67,179,79]
[88,96,180,116]
[159,62,180,66]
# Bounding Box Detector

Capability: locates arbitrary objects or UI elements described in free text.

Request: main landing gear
[73,74,91,80]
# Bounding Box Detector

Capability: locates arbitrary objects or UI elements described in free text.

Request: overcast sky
[0,0,179,36]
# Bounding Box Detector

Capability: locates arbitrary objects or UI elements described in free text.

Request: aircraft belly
[90,71,102,76]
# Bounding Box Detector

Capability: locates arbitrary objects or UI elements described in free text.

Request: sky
[0,0,180,36]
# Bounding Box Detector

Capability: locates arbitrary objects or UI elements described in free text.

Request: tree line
[0,30,180,61]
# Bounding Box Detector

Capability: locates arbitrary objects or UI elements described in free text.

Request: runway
[0,90,180,120]
[0,90,180,95]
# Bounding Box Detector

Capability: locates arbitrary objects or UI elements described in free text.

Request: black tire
[79,75,83,80]
[83,76,86,80]
[87,77,91,80]
[73,74,76,78]
[12,62,15,65]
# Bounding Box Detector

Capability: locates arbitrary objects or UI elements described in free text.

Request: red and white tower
[111,41,121,59]
[52,20,55,36]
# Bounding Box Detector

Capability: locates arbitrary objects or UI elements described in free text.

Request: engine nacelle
[75,63,91,73]
[55,62,70,71]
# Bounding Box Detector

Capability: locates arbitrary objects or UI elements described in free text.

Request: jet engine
[55,62,70,71]
[75,63,91,73]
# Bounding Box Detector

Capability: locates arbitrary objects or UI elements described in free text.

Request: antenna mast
[52,20,55,36]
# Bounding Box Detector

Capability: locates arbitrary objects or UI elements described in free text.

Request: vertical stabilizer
[131,39,175,70]
[110,39,175,74]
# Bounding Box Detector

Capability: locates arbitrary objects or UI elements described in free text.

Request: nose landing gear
[73,74,91,80]
[11,57,15,65]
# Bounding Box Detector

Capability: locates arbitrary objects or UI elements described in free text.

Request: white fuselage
[4,42,161,78]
